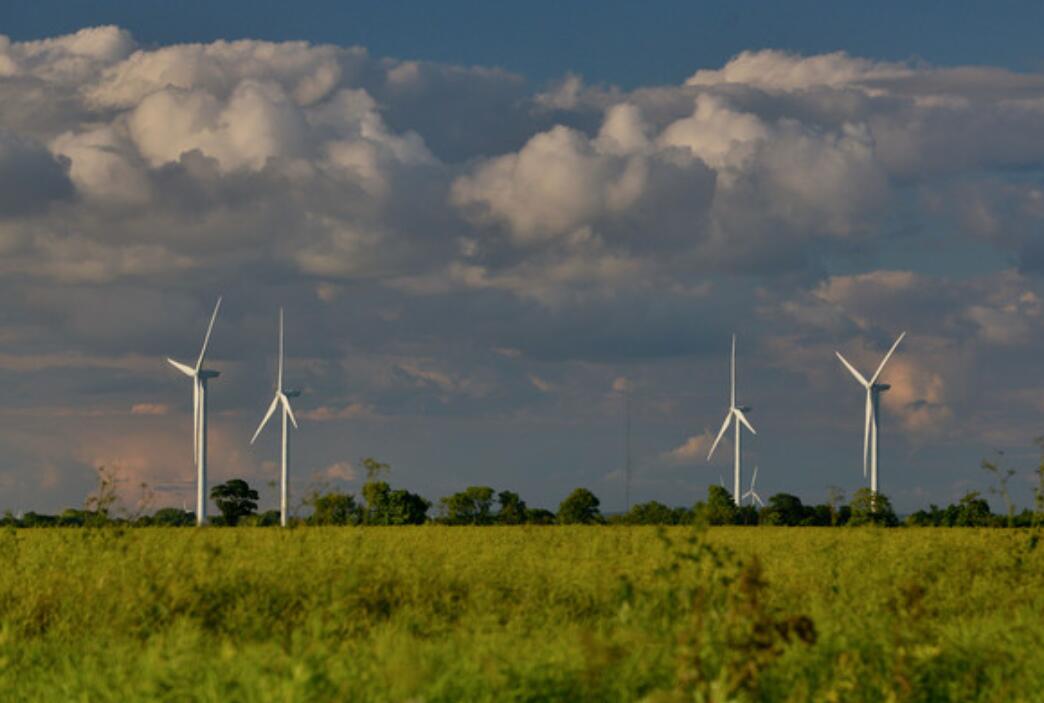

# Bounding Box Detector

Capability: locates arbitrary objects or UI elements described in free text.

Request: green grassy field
[0,526,1041,702]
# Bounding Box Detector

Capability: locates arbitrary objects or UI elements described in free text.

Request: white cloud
[686,49,910,91]
[664,431,715,463]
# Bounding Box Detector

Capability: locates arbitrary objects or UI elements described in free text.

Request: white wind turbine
[167,297,222,526]
[707,334,756,505]
[742,466,764,508]
[835,332,906,500]
[250,308,299,527]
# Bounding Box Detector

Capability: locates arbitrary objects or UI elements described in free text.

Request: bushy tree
[557,488,603,524]
[20,512,57,528]
[238,510,281,527]
[151,507,194,527]
[307,491,361,525]
[620,500,690,525]
[760,493,808,526]
[209,479,259,526]
[734,504,759,526]
[363,481,430,525]
[695,485,738,525]
[496,490,528,525]
[847,488,899,527]
[439,486,496,525]
[952,491,993,526]
[524,507,556,524]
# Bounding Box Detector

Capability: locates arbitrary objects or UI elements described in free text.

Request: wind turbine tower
[835,332,905,499]
[167,297,222,526]
[707,335,757,505]
[251,308,300,527]
[624,380,631,512]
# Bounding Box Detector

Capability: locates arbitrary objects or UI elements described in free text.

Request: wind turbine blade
[730,334,736,410]
[250,395,280,444]
[752,491,764,507]
[707,411,732,460]
[869,331,906,385]
[277,307,284,393]
[167,358,196,377]
[835,351,869,387]
[735,408,756,435]
[281,393,298,429]
[195,297,222,371]
[751,466,758,489]
[863,390,872,478]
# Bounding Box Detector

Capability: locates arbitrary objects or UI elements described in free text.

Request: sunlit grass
[0,526,1041,701]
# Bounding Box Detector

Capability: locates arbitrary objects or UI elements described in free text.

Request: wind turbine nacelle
[738,405,752,413]
[199,369,221,380]
[872,383,890,391]
[284,389,302,398]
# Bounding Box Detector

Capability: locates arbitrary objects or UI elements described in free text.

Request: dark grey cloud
[0,130,73,216]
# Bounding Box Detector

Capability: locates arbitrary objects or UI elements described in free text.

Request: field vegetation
[0,525,1041,702]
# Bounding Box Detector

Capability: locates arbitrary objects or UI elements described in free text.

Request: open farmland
[1,526,1041,702]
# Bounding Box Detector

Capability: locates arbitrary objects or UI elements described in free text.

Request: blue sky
[4,1,1044,87]
[1,6,1044,517]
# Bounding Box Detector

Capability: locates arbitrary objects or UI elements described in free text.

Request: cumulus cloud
[4,27,1044,511]
[315,461,357,483]
[686,50,911,91]
[664,431,715,463]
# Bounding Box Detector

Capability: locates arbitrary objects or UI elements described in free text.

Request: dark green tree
[496,490,528,524]
[524,507,556,524]
[760,493,808,526]
[847,488,898,527]
[58,509,87,527]
[734,504,759,525]
[20,512,57,527]
[237,511,279,527]
[952,491,993,526]
[209,479,259,526]
[363,481,430,525]
[307,491,361,526]
[439,486,496,525]
[151,507,194,527]
[622,500,684,525]
[695,485,739,525]
[557,488,604,524]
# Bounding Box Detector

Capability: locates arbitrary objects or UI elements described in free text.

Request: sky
[2,4,1044,516]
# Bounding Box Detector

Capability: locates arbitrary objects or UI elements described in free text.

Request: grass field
[0,526,1041,702]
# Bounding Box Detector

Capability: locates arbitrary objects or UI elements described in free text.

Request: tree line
[3,454,1042,528]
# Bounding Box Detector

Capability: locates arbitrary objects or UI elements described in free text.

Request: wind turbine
[835,332,905,500]
[250,307,299,527]
[167,297,222,526]
[707,334,756,505]
[742,466,764,507]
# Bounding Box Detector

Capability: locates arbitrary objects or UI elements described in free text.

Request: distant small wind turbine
[250,307,300,527]
[835,332,905,500]
[742,466,764,507]
[708,334,756,505]
[167,297,222,526]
